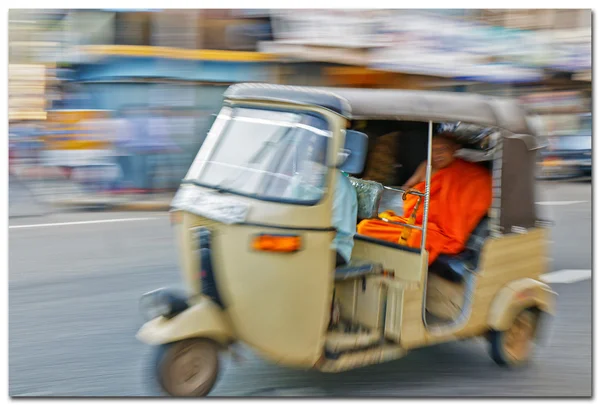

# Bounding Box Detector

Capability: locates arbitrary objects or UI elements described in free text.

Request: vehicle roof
[225,83,352,117]
[225,83,535,136]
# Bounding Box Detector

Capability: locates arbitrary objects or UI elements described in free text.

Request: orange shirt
[357,159,492,264]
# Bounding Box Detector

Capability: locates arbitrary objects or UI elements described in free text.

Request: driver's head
[432,132,460,170]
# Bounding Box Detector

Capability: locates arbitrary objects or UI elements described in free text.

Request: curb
[52,200,172,212]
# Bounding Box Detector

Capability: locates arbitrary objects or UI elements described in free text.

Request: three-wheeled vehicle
[137,84,556,396]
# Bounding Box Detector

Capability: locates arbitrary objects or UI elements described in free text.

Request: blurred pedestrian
[147,108,181,192]
[125,106,153,193]
[111,109,135,192]
[75,115,118,193]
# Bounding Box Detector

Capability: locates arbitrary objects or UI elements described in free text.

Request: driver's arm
[402,161,426,189]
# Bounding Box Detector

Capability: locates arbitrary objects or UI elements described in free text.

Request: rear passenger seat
[428,217,490,283]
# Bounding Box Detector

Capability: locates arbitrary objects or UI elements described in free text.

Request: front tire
[153,338,220,397]
[489,308,538,367]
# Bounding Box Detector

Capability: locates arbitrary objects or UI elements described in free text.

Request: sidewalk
[52,192,175,211]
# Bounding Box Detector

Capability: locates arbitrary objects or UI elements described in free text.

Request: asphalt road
[8,181,592,397]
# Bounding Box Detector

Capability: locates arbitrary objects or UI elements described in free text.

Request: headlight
[139,289,189,321]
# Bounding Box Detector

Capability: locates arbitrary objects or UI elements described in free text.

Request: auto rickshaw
[137,84,556,397]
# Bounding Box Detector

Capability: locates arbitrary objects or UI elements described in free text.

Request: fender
[488,278,557,332]
[137,297,234,346]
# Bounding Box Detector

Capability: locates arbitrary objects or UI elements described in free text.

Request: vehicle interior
[326,119,497,358]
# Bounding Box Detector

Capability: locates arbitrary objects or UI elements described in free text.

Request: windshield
[185,107,331,204]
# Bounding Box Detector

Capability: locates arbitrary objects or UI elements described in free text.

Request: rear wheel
[489,309,538,367]
[153,338,220,397]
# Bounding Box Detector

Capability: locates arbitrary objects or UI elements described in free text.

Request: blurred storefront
[34,9,280,183]
[10,8,591,188]
[65,46,276,173]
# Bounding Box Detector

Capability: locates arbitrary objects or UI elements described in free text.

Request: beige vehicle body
[137,84,556,395]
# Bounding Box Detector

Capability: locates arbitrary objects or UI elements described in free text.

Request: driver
[331,170,358,267]
[357,133,492,265]
[287,135,357,267]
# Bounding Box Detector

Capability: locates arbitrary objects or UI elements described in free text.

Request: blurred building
[469,10,591,140]
[8,8,591,181]
[261,9,591,96]
[8,64,47,121]
[26,9,279,170]
[8,10,64,122]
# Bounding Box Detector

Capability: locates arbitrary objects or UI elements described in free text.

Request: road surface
[9,181,592,397]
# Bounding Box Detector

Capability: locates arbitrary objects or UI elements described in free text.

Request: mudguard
[488,278,557,332]
[137,297,234,346]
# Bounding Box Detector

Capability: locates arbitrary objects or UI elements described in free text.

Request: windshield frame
[182,104,336,206]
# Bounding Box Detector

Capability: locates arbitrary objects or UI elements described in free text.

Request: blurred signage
[538,115,582,136]
[267,10,546,81]
[270,9,384,48]
[371,11,547,77]
[545,28,591,71]
[520,91,585,114]
[44,109,111,150]
[102,9,162,12]
[267,10,589,79]
[9,64,47,121]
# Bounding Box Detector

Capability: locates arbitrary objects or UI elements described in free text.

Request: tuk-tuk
[137,84,556,397]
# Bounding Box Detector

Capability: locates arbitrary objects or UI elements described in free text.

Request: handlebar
[383,186,425,200]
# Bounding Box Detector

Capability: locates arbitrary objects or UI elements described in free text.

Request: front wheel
[153,338,220,397]
[489,308,539,367]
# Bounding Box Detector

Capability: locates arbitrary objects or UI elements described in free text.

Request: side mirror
[337,130,368,175]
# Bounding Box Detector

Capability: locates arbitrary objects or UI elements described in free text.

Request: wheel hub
[504,311,536,362]
[159,339,219,397]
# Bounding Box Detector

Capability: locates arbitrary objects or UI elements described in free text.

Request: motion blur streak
[9,217,158,229]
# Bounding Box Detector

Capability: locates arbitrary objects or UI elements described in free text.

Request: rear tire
[489,308,538,367]
[153,338,220,397]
